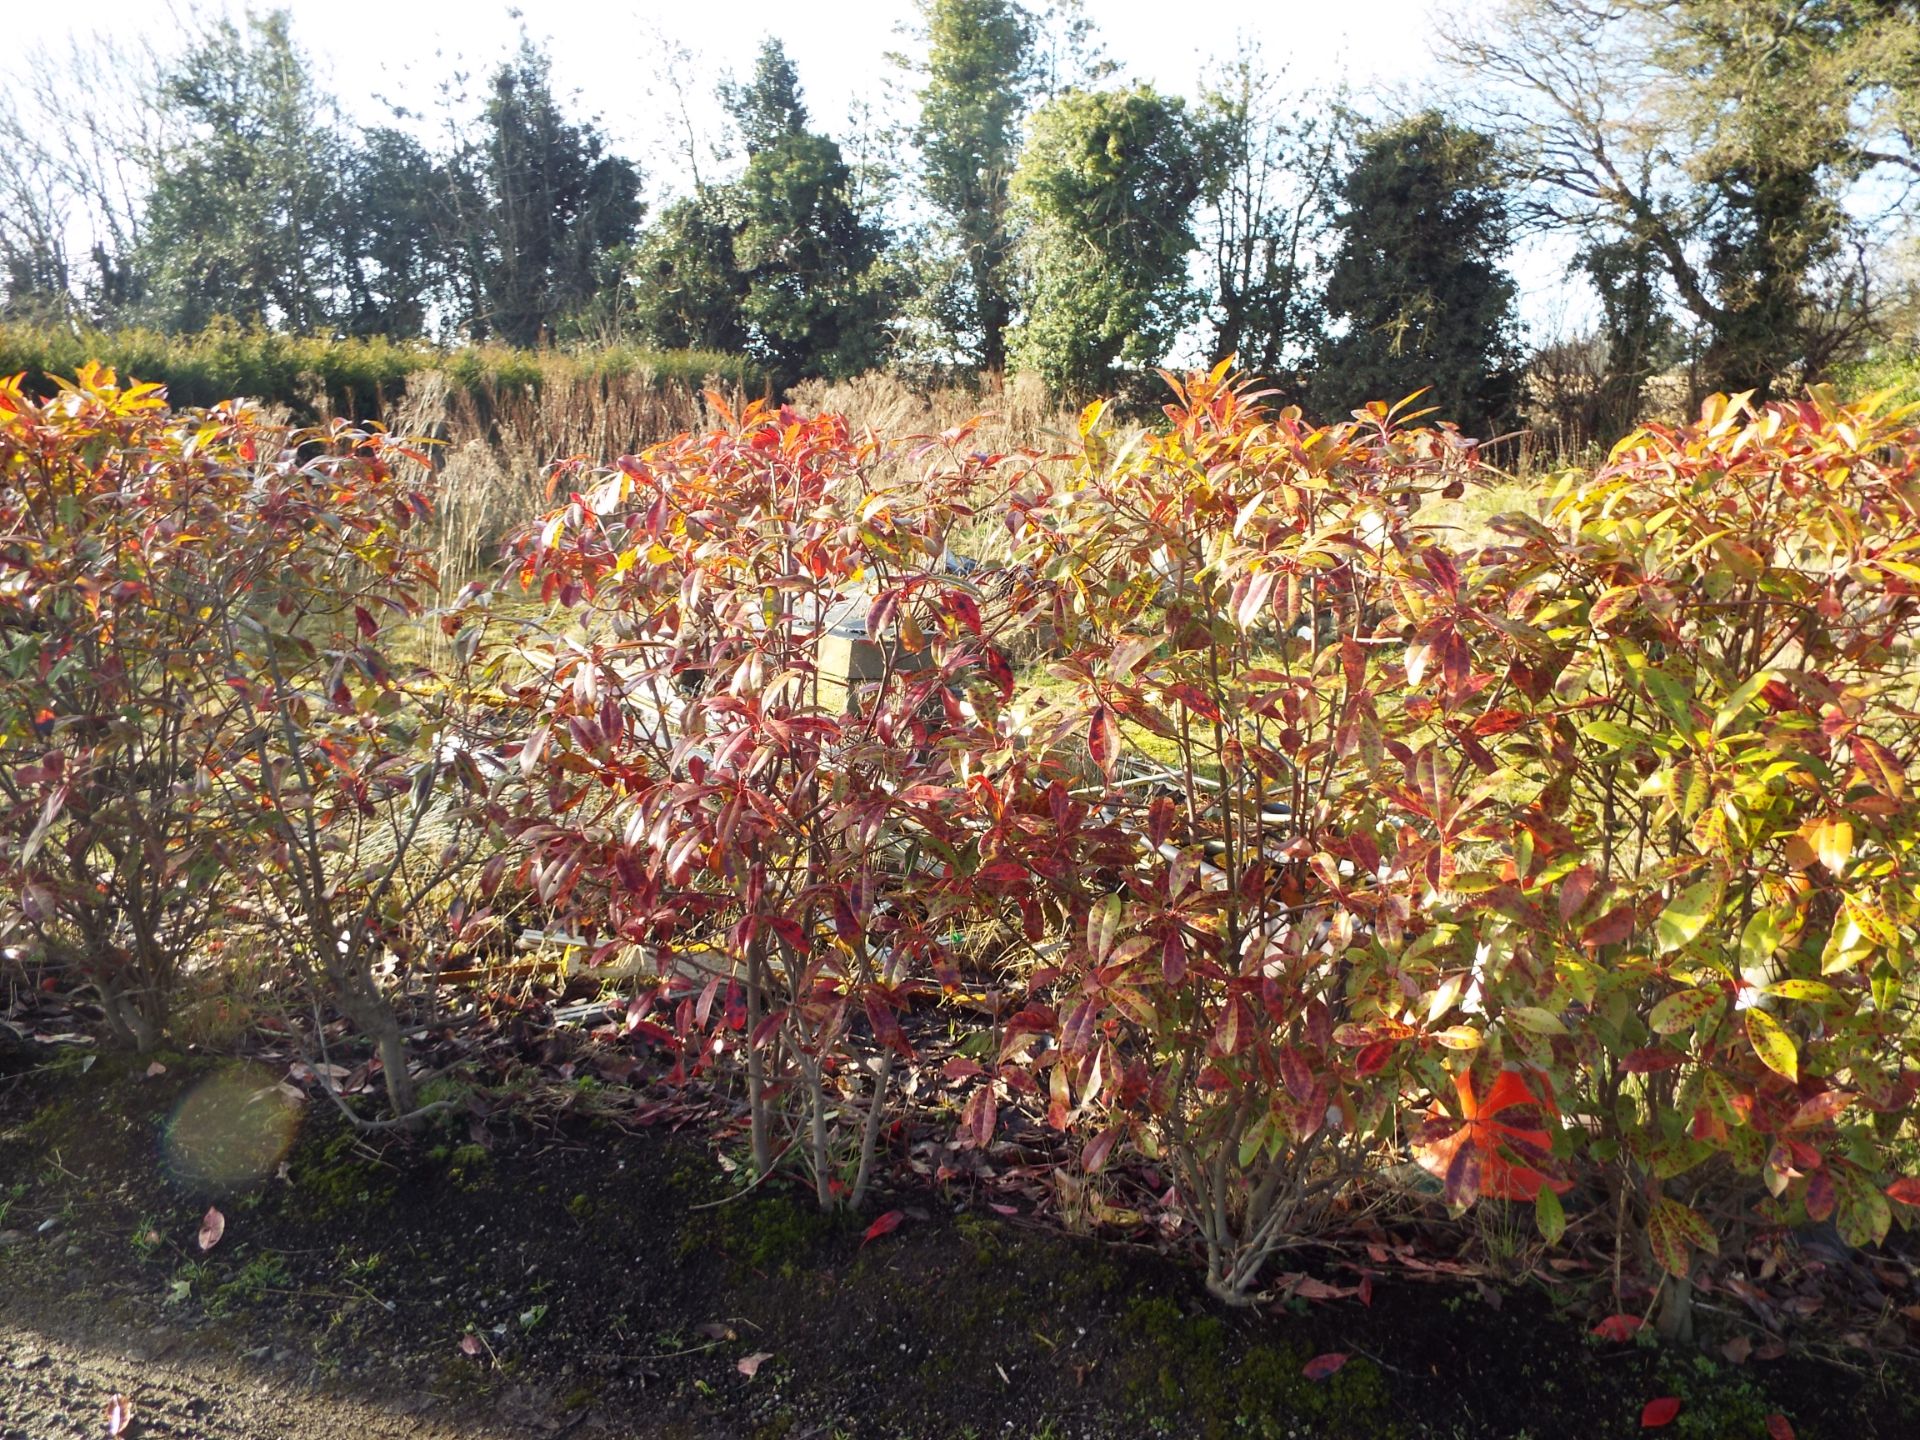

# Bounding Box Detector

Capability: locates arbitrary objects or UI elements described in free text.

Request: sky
[9,0,1585,335]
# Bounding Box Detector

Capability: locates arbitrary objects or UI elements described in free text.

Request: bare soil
[3,1047,1917,1440]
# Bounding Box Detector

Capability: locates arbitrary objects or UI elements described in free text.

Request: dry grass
[786,369,1078,457]
[393,367,752,585]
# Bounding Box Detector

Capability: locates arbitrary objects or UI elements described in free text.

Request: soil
[3,1048,1917,1440]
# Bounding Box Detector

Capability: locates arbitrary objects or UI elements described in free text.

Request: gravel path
[1,1316,517,1440]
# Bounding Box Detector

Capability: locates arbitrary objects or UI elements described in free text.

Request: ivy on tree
[1310,111,1521,436]
[913,0,1037,373]
[1010,85,1209,401]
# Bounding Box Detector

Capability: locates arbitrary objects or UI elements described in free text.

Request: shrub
[199,417,507,1121]
[992,365,1522,1300]
[15,352,1920,1315]
[0,365,505,1114]
[1452,386,1920,1334]
[0,367,272,1046]
[507,395,1023,1205]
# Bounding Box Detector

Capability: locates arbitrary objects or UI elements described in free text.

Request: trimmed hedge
[0,320,763,419]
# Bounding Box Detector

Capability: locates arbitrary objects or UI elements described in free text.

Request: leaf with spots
[1745,1007,1797,1082]
[1646,1196,1716,1279]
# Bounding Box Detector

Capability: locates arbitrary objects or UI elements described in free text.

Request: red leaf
[1088,705,1121,775]
[962,1086,997,1149]
[1887,1177,1920,1207]
[1641,1397,1682,1428]
[106,1393,134,1436]
[1591,1313,1644,1343]
[979,645,1014,700]
[861,1210,904,1247]
[736,1350,773,1378]
[1621,1046,1684,1074]
[1355,1041,1394,1077]
[197,1206,225,1252]
[1582,905,1636,949]
[460,1333,483,1357]
[1765,1415,1796,1440]
[1302,1352,1349,1381]
[1804,1169,1836,1223]
[947,591,982,635]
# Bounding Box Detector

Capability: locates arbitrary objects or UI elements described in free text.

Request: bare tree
[0,31,169,319]
[1195,45,1345,392]
[1439,0,1911,397]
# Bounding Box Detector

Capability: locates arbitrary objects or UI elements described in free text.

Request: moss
[955,1212,1005,1266]
[1118,1296,1395,1440]
[208,1252,292,1316]
[446,1143,490,1190]
[292,1128,396,1219]
[702,1194,841,1280]
[1658,1354,1792,1439]
[19,1093,85,1144]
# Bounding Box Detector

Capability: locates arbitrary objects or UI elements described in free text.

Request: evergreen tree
[628,195,751,353]
[914,0,1036,372]
[720,40,896,386]
[334,128,449,338]
[136,11,342,332]
[720,41,811,158]
[1009,85,1208,400]
[1310,112,1521,434]
[449,40,643,346]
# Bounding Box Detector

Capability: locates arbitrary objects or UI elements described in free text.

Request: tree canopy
[1311,112,1521,435]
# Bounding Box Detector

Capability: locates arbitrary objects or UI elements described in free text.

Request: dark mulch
[2,1040,1917,1440]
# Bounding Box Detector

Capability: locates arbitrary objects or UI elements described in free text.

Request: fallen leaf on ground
[459,1334,483,1357]
[861,1210,904,1247]
[1591,1313,1643,1343]
[1765,1416,1795,1440]
[1302,1352,1348,1381]
[1641,1396,1681,1428]
[737,1351,773,1378]
[106,1393,133,1436]
[196,1207,224,1252]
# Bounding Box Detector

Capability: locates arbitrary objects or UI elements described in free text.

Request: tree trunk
[96,972,161,1053]
[745,937,773,1177]
[1655,1273,1695,1343]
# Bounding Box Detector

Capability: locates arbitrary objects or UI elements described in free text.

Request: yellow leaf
[1746,1007,1798,1082]
[1799,816,1853,876]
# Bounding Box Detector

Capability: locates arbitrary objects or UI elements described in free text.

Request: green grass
[1833,349,1920,409]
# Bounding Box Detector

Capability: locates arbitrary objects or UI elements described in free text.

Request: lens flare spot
[162,1064,302,1193]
